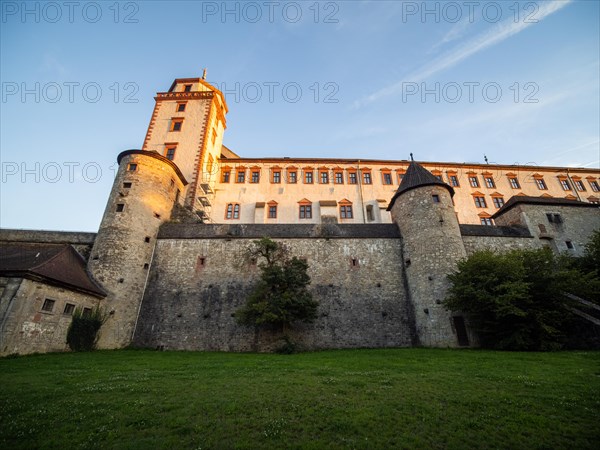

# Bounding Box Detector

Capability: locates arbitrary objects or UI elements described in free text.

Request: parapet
[158,223,401,239]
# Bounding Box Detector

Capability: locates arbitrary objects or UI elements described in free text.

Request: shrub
[66,307,105,352]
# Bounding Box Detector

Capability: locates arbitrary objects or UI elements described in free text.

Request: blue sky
[1,0,598,231]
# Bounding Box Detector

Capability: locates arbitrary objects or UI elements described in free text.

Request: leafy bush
[66,307,105,352]
[444,247,596,350]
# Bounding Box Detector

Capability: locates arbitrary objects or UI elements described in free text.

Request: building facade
[1,77,599,355]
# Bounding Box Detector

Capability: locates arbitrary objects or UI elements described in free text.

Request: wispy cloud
[540,139,600,166]
[355,0,572,107]
[430,16,473,52]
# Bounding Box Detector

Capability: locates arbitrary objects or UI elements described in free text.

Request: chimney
[202,68,207,80]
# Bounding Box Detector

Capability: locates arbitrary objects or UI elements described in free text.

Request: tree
[235,238,318,335]
[444,248,586,350]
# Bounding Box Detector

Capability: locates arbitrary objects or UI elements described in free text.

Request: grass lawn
[1,348,599,449]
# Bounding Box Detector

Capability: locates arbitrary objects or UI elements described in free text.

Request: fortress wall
[132,236,413,352]
[459,224,538,255]
[461,235,539,256]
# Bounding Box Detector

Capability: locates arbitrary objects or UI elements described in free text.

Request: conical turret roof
[387,161,454,210]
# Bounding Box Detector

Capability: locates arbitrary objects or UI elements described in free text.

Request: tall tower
[89,150,187,348]
[141,75,228,217]
[388,161,466,347]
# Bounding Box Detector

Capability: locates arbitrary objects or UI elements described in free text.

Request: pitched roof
[387,161,454,210]
[491,195,598,219]
[0,243,106,297]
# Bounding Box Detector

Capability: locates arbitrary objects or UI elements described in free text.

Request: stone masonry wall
[460,226,538,255]
[495,203,599,256]
[133,236,414,352]
[462,235,540,256]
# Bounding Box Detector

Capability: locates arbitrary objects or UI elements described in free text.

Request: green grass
[1,349,599,449]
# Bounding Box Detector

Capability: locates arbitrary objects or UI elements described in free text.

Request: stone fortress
[1,76,599,355]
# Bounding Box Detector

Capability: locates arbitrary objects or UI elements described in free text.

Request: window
[434,175,443,181]
[340,204,353,219]
[226,203,240,219]
[251,170,260,183]
[348,172,357,184]
[492,197,504,208]
[42,299,55,312]
[565,240,574,250]
[288,171,297,183]
[508,177,520,189]
[590,180,600,192]
[397,172,405,184]
[82,307,92,318]
[304,171,313,184]
[320,171,329,184]
[559,178,571,191]
[480,217,493,226]
[546,213,562,224]
[236,169,246,183]
[171,118,183,132]
[144,236,151,243]
[165,146,176,160]
[299,204,312,219]
[63,303,75,315]
[468,176,479,188]
[484,177,495,188]
[116,204,124,212]
[449,175,459,187]
[272,171,281,184]
[574,180,585,192]
[474,196,487,208]
[268,205,277,219]
[334,171,344,184]
[123,182,132,188]
[184,84,192,92]
[128,163,137,171]
[363,172,372,184]
[382,172,392,185]
[535,178,547,190]
[432,194,440,203]
[366,204,374,221]
[222,170,231,183]
[177,102,186,112]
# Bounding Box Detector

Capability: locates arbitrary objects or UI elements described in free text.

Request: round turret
[388,161,467,347]
[89,150,187,348]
